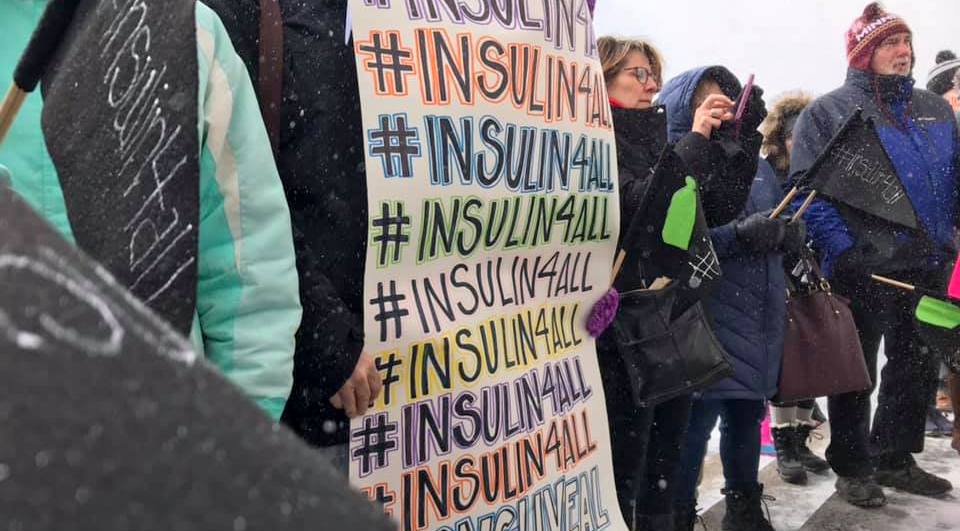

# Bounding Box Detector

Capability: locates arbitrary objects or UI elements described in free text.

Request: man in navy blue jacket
[790,2,959,508]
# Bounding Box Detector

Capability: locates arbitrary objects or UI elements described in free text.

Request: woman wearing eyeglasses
[597,37,767,530]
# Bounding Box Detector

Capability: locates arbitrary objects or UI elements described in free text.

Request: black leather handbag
[609,281,733,408]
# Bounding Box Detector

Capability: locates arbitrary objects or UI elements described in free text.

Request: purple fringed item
[587,287,620,337]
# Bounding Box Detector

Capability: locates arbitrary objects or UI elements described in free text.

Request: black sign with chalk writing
[0,187,393,530]
[40,0,200,334]
[806,110,919,230]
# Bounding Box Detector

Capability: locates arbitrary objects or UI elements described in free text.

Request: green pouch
[916,295,960,329]
[661,176,698,250]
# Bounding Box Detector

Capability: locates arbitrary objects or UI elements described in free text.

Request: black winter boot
[834,475,886,508]
[673,502,699,531]
[794,424,829,473]
[875,463,953,497]
[771,426,806,484]
[721,485,775,531]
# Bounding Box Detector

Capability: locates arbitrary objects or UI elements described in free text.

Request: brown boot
[950,374,960,454]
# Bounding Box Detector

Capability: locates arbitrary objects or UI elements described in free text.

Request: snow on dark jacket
[611,97,756,295]
[702,159,786,400]
[276,0,368,447]
[789,68,960,278]
[658,66,765,228]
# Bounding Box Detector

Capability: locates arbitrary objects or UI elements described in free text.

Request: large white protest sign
[349,1,625,529]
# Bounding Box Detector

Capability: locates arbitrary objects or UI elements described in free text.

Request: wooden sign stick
[769,186,799,219]
[611,249,626,284]
[0,84,27,147]
[790,191,818,222]
[871,274,916,292]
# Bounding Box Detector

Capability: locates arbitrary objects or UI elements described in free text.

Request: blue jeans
[676,398,766,503]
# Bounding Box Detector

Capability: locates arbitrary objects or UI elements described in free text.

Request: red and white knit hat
[846,3,912,72]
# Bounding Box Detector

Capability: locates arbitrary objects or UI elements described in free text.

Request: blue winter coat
[701,159,786,400]
[789,69,960,278]
[658,66,784,399]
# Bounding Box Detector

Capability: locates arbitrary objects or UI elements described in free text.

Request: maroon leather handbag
[776,262,871,402]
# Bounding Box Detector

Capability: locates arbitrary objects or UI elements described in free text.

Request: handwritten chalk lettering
[93,0,196,306]
[398,410,599,531]
[417,195,611,263]
[0,253,124,357]
[400,357,594,467]
[423,117,613,193]
[411,31,609,127]
[402,0,595,55]
[49,248,198,365]
[829,145,906,206]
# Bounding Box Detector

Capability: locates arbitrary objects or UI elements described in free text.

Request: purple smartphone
[733,74,755,138]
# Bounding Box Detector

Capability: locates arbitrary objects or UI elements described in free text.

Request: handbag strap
[801,250,832,292]
[258,0,284,156]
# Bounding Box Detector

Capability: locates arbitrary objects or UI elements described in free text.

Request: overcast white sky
[593,0,960,102]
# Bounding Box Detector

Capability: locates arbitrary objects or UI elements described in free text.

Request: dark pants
[606,389,693,525]
[827,272,940,477]
[676,398,767,502]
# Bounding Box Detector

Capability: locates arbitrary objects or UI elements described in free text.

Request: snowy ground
[696,347,960,530]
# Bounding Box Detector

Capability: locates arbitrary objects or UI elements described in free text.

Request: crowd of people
[597,3,960,530]
[1,1,958,531]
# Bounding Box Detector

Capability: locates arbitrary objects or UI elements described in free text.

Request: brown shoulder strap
[258,0,283,155]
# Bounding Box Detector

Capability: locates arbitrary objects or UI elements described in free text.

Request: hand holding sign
[331,350,383,418]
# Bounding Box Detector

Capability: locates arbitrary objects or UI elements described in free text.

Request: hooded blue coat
[660,67,785,400]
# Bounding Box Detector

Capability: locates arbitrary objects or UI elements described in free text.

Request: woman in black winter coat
[597,37,767,531]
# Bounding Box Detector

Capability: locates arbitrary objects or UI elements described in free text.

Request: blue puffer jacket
[701,159,786,400]
[790,68,960,278]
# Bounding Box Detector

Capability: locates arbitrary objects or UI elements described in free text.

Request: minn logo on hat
[855,14,899,42]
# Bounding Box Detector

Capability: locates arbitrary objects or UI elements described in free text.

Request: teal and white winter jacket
[0,1,301,420]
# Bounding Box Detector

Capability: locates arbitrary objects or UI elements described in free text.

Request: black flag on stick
[781,109,919,229]
[0,186,394,531]
[1,0,201,334]
[804,110,919,229]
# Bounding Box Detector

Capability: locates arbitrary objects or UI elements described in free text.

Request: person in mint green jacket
[0,1,302,420]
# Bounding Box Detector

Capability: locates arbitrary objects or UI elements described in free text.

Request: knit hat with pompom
[927,50,960,95]
[846,3,911,72]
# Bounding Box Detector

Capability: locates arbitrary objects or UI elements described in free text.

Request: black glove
[734,210,786,254]
[780,218,807,254]
[740,85,768,135]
